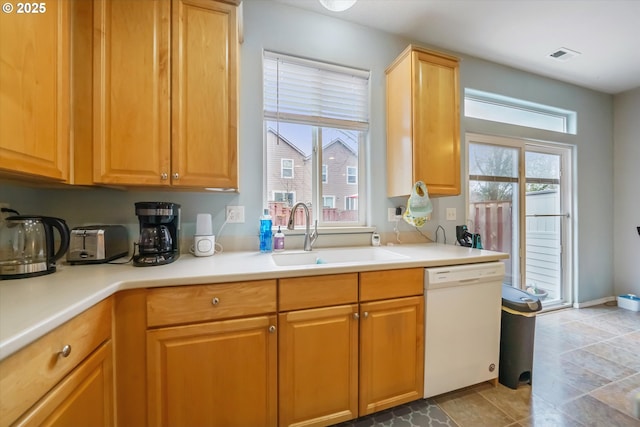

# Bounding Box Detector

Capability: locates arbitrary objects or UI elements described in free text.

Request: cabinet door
[413,51,460,195]
[93,0,171,185]
[147,315,277,427]
[0,0,69,181]
[359,296,424,415]
[13,341,114,427]
[279,305,358,427]
[171,0,238,189]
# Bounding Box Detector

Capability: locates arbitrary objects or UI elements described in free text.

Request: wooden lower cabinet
[359,296,424,415]
[278,305,359,427]
[13,341,114,427]
[0,299,113,427]
[147,315,278,427]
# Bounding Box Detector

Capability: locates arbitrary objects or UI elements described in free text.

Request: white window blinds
[263,51,370,130]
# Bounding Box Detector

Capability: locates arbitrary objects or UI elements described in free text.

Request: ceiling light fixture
[318,0,357,12]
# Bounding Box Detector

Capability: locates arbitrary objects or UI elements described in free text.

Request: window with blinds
[263,52,370,129]
[263,52,370,228]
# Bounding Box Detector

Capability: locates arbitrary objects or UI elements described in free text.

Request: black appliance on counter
[456,225,483,249]
[0,215,70,279]
[133,202,180,267]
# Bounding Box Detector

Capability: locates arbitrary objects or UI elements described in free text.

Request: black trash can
[499,285,543,389]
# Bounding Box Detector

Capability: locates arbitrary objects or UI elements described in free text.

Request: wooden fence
[469,200,513,284]
[470,198,561,298]
[268,202,358,227]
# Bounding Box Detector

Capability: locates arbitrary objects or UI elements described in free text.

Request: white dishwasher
[423,261,505,398]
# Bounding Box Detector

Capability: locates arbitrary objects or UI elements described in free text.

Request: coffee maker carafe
[133,202,180,266]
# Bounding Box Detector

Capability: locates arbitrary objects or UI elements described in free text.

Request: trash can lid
[502,284,542,313]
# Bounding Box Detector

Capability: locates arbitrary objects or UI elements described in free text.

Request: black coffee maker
[133,202,180,266]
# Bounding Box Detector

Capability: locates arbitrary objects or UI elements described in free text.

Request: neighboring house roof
[267,127,357,159]
[267,127,307,157]
[324,137,357,157]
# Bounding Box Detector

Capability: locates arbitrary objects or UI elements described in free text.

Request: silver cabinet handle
[363,312,369,318]
[59,344,72,358]
[269,325,276,333]
[211,297,220,305]
[353,313,359,320]
[173,172,180,180]
[161,173,168,180]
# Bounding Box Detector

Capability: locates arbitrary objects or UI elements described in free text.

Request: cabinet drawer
[12,340,114,427]
[279,274,358,311]
[147,280,277,327]
[0,298,112,427]
[360,268,423,301]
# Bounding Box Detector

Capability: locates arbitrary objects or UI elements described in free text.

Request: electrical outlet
[226,206,245,223]
[446,208,457,221]
[387,207,402,222]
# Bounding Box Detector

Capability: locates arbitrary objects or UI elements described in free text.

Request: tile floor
[335,303,640,427]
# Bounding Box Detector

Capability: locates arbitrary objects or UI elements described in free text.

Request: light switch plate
[446,208,457,221]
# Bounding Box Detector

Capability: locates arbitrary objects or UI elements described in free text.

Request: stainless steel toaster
[67,225,129,264]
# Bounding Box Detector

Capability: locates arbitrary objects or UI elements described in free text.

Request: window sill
[281,226,375,236]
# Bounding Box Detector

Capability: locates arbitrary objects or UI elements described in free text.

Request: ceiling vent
[548,47,581,62]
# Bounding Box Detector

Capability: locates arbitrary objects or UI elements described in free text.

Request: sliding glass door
[524,146,572,305]
[467,134,573,307]
[468,142,521,287]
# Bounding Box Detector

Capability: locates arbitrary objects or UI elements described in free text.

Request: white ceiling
[273,0,640,94]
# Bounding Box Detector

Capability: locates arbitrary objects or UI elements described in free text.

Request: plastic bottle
[259,209,273,253]
[274,226,285,252]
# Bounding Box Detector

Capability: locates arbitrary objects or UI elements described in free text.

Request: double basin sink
[271,247,409,267]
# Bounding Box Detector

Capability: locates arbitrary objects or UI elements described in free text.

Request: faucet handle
[310,220,319,243]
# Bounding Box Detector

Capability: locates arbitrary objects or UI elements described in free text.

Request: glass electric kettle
[0,216,70,279]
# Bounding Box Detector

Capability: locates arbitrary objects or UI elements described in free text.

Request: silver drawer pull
[59,344,72,358]
[269,325,276,333]
[363,311,369,318]
[353,313,359,320]
[211,297,220,305]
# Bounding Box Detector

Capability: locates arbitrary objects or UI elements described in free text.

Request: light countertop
[0,243,507,360]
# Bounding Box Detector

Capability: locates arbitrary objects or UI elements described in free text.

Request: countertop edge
[0,244,508,360]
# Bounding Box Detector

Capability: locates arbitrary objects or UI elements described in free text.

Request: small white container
[617,294,640,312]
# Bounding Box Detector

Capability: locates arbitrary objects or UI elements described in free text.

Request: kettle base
[0,264,55,280]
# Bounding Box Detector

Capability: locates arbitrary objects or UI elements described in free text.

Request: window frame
[263,51,370,228]
[272,190,296,206]
[322,195,336,208]
[464,88,577,135]
[346,166,357,185]
[281,158,294,179]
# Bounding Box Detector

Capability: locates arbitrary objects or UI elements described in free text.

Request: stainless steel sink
[271,247,409,267]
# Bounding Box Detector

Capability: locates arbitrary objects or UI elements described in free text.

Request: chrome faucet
[287,202,318,251]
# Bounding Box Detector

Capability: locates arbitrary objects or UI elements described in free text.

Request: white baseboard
[572,295,616,308]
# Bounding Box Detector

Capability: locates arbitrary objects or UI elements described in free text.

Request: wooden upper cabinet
[171,0,238,189]
[386,45,460,197]
[0,0,70,181]
[92,0,238,189]
[93,0,171,186]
